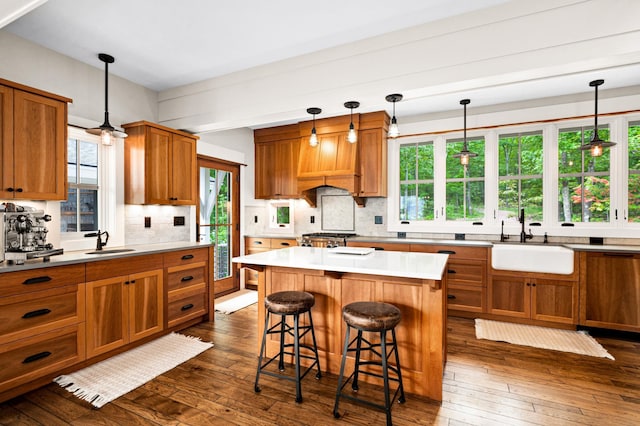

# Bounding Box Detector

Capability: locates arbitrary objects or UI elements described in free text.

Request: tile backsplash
[125,205,193,245]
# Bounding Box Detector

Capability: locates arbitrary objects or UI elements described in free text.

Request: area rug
[475,319,614,360]
[54,332,213,408]
[215,289,258,314]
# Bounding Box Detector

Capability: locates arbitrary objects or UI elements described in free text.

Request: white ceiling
[3,0,510,91]
[2,0,640,129]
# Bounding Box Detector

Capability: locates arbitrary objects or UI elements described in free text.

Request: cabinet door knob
[16,188,23,192]
[7,187,14,192]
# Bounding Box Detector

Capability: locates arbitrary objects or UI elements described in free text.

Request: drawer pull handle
[254,241,263,245]
[181,254,194,260]
[23,351,52,364]
[23,276,52,285]
[447,269,456,274]
[280,242,290,246]
[22,308,52,319]
[181,275,194,282]
[373,247,385,251]
[181,303,194,311]
[438,250,456,255]
[447,294,456,299]
[603,253,634,258]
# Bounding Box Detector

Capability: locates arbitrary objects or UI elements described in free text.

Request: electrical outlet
[310,215,315,224]
[254,215,258,223]
[173,216,185,226]
[144,217,151,228]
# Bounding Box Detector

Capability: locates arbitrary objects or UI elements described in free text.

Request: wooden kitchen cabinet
[580,251,640,332]
[358,112,389,197]
[254,124,300,199]
[123,121,198,205]
[0,79,70,200]
[488,260,578,325]
[164,248,210,328]
[244,236,296,289]
[85,255,164,358]
[0,264,85,400]
[411,244,488,314]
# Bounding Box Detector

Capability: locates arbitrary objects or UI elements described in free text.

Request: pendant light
[579,79,616,157]
[86,53,127,146]
[307,107,321,147]
[385,93,403,138]
[452,99,477,166]
[344,101,360,143]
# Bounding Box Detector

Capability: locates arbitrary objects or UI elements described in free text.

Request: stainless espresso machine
[1,204,63,265]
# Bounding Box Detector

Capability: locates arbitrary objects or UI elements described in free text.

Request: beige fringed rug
[475,319,614,360]
[215,289,258,314]
[54,332,213,408]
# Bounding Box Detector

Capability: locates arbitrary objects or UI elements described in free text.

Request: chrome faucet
[519,209,533,243]
[85,230,109,250]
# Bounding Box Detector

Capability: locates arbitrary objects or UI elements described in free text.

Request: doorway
[197,156,240,297]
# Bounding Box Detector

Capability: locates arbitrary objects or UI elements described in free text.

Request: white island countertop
[233,246,449,280]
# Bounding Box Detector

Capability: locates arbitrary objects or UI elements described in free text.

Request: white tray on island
[327,246,375,255]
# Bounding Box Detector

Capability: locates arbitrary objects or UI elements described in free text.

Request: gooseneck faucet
[84,230,109,250]
[519,209,533,243]
[500,220,509,242]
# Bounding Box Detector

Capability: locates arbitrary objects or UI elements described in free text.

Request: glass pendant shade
[344,101,360,143]
[86,53,127,146]
[452,99,477,165]
[579,79,616,157]
[306,107,321,147]
[385,94,403,138]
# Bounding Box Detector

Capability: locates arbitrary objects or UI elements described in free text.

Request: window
[557,125,611,223]
[269,201,293,229]
[60,131,99,233]
[399,141,434,220]
[629,121,640,223]
[445,137,485,221]
[498,132,543,222]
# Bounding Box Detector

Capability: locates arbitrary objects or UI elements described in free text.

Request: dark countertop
[348,236,492,247]
[0,241,212,273]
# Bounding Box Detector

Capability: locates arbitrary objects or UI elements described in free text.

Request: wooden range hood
[297,111,388,207]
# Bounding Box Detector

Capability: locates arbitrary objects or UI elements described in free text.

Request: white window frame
[388,113,640,239]
[58,126,122,251]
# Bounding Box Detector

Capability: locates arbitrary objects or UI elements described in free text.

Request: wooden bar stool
[255,290,321,403]
[333,301,405,426]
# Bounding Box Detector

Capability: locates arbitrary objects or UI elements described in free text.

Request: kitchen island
[232,246,449,402]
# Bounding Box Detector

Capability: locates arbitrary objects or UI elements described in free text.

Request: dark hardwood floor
[2,304,640,425]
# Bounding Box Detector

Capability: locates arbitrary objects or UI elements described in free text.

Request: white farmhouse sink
[491,244,574,275]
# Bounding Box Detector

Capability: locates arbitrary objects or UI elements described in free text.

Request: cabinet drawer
[0,324,85,393]
[411,244,488,261]
[163,248,209,268]
[246,237,269,249]
[167,263,206,292]
[348,241,411,252]
[86,254,163,281]
[0,285,85,344]
[447,284,485,313]
[446,260,486,287]
[270,239,296,249]
[0,264,85,298]
[168,285,207,328]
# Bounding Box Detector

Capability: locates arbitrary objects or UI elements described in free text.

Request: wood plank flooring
[2,303,640,425]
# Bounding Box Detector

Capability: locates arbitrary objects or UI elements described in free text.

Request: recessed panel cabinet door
[0,85,13,200]
[145,126,172,204]
[128,269,164,342]
[12,90,66,200]
[170,134,197,204]
[85,276,128,358]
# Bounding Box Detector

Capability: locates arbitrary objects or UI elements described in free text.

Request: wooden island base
[250,265,446,402]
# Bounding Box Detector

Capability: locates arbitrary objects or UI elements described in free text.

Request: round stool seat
[342,301,401,331]
[265,291,315,315]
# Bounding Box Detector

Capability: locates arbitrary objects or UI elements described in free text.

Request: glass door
[197,156,240,296]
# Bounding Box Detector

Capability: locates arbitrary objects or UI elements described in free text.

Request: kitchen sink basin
[85,248,136,255]
[491,243,574,274]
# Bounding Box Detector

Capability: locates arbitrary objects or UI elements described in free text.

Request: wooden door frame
[196,155,241,297]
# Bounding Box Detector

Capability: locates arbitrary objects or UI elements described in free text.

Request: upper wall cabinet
[254,124,300,199]
[123,121,198,205]
[356,111,389,198]
[1,79,71,201]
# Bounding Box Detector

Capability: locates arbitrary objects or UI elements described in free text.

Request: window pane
[399,144,416,181]
[215,171,231,225]
[498,132,543,222]
[628,122,640,223]
[79,141,98,185]
[558,126,610,223]
[446,181,484,220]
[61,188,77,232]
[400,183,417,220]
[417,183,434,220]
[67,139,77,184]
[79,189,98,232]
[417,143,433,180]
[214,226,231,280]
